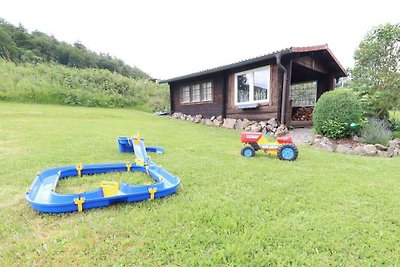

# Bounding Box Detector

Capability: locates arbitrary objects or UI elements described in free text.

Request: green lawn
[1,102,399,266]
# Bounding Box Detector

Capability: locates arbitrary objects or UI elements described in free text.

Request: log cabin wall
[170,73,225,118]
[225,59,280,121]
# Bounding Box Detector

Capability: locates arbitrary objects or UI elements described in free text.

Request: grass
[56,172,155,194]
[0,60,169,111]
[1,102,399,266]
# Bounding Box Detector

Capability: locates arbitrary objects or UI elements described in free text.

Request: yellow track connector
[148,188,157,200]
[76,163,83,177]
[126,162,132,172]
[74,197,85,212]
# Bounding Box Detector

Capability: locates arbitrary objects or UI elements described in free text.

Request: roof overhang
[160,45,346,83]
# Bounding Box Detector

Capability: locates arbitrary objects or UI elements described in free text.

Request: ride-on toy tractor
[240,132,298,161]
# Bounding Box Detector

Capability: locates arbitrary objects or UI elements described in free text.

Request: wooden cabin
[161,45,346,127]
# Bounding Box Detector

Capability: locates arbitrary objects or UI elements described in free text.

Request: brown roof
[161,45,346,83]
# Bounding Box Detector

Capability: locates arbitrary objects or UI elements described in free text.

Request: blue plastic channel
[26,137,178,213]
[118,137,164,154]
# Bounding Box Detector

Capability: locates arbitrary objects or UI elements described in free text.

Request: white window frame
[182,85,190,103]
[234,66,271,106]
[201,81,213,102]
[181,81,213,104]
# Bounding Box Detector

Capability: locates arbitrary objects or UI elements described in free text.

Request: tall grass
[0,60,169,111]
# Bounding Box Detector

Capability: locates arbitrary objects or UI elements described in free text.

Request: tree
[352,23,400,118]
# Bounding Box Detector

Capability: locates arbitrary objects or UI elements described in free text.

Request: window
[192,84,200,102]
[290,81,317,107]
[181,81,213,104]
[235,66,270,105]
[202,82,212,101]
[182,86,190,103]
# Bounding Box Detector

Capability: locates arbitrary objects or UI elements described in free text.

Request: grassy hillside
[0,60,169,111]
[1,102,399,265]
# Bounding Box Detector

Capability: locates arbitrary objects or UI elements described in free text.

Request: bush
[361,118,392,145]
[313,89,363,138]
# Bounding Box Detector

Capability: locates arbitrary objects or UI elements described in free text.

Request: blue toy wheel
[241,145,255,157]
[277,144,298,161]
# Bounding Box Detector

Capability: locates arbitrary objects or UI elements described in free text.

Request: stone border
[311,135,400,158]
[170,112,289,136]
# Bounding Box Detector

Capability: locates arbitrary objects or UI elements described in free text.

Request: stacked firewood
[292,107,313,121]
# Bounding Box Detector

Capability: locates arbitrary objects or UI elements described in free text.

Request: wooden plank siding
[170,73,225,118]
[165,46,346,126]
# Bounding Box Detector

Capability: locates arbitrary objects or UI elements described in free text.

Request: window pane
[253,69,268,101]
[182,86,190,103]
[237,73,250,103]
[202,82,212,101]
[192,84,200,102]
[290,81,317,107]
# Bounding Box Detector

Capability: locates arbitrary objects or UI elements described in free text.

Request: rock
[222,118,236,129]
[266,125,276,133]
[394,148,400,157]
[242,119,251,129]
[205,119,213,126]
[200,118,206,124]
[250,123,262,132]
[210,116,216,121]
[172,112,183,119]
[313,137,336,152]
[354,146,365,156]
[352,135,363,142]
[274,125,288,137]
[375,144,388,151]
[363,144,378,156]
[244,126,251,131]
[234,119,243,130]
[186,115,193,121]
[387,146,395,157]
[377,150,388,157]
[194,114,203,123]
[216,115,223,123]
[213,119,222,126]
[389,140,400,149]
[336,144,353,154]
[259,121,267,128]
[267,118,278,128]
[311,138,321,146]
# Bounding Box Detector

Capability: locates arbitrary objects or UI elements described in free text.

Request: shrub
[361,118,392,145]
[313,89,363,138]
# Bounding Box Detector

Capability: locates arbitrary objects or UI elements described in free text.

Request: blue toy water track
[25,136,180,213]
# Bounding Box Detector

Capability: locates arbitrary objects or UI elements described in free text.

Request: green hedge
[0,60,169,112]
[313,89,363,138]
